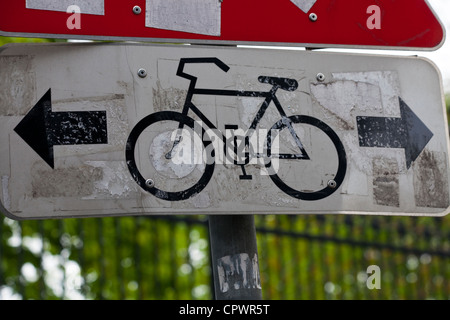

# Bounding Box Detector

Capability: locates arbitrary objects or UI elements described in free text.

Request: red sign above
[0,0,445,50]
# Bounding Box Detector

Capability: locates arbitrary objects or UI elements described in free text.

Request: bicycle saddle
[258,76,298,91]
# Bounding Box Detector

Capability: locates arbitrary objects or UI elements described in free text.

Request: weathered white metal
[26,0,104,15]
[290,0,317,13]
[145,0,221,36]
[0,43,448,219]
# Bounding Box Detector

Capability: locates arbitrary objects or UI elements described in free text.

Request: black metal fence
[0,213,449,300]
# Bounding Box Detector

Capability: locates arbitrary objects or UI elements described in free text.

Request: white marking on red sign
[145,0,222,36]
[25,0,317,36]
[290,0,318,13]
[26,0,104,15]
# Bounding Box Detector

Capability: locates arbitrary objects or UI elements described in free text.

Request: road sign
[0,43,449,219]
[0,0,445,50]
[14,89,108,169]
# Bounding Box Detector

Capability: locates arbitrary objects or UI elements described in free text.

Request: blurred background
[1,214,449,300]
[0,0,449,300]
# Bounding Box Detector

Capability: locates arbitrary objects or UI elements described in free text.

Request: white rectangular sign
[0,43,449,219]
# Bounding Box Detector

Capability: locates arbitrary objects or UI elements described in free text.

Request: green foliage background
[0,37,55,45]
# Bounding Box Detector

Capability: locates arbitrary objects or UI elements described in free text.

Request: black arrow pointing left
[14,89,108,169]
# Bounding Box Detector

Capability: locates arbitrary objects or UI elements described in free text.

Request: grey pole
[208,215,262,300]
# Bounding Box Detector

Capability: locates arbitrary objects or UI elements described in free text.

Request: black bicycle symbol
[126,58,346,201]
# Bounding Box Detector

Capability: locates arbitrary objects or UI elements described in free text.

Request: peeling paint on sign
[414,151,450,208]
[149,130,204,179]
[311,80,383,130]
[373,157,400,207]
[31,164,103,198]
[1,176,10,211]
[84,161,139,199]
[0,56,35,117]
[146,0,221,36]
[217,253,261,293]
[26,0,105,15]
[152,80,187,112]
[311,71,406,200]
[332,71,401,117]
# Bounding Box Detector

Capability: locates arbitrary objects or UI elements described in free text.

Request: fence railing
[0,214,449,300]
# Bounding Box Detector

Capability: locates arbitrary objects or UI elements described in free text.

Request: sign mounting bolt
[327,180,337,189]
[137,68,147,78]
[133,6,142,15]
[145,179,155,188]
[309,13,318,22]
[317,73,326,82]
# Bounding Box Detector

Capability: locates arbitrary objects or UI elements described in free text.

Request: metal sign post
[209,215,262,300]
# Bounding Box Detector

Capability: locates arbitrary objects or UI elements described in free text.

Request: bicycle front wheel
[126,111,214,201]
[266,115,347,201]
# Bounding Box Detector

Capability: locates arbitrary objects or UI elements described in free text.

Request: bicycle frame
[173,58,309,174]
[125,57,347,201]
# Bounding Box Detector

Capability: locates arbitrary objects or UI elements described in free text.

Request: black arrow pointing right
[356,97,433,169]
[14,89,108,169]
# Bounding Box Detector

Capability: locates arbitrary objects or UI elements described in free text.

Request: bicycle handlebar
[176,57,230,81]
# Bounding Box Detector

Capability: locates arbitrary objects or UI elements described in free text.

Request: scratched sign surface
[0,43,449,219]
[0,0,445,50]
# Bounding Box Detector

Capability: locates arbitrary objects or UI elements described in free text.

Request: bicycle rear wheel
[126,111,214,201]
[266,115,346,201]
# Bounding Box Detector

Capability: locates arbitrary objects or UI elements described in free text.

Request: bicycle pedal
[239,175,253,180]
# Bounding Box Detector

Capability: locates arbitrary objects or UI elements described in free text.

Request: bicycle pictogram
[126,58,347,201]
